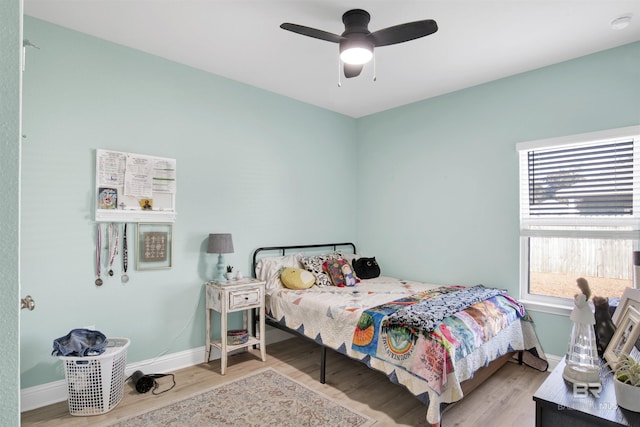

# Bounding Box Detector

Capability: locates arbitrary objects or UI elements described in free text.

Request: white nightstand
[205,278,266,374]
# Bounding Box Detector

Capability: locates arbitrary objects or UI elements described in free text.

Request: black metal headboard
[252,242,356,277]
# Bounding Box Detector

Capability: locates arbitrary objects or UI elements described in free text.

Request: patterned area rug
[109,368,376,426]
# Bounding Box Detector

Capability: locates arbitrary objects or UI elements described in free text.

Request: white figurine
[563,277,601,384]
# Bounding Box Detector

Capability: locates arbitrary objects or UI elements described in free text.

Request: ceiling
[23,1,640,118]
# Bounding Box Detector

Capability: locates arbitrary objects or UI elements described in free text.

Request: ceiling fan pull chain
[337,59,342,87]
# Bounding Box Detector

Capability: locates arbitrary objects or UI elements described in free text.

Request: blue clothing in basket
[52,329,107,357]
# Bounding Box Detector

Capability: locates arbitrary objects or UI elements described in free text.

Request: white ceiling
[23,0,640,118]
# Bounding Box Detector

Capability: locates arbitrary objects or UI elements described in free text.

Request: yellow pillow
[281,268,315,290]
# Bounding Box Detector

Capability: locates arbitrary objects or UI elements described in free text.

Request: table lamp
[207,233,234,282]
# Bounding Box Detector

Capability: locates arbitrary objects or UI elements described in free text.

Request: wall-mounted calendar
[95,149,177,223]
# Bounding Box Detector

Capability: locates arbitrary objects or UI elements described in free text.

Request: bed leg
[320,346,327,384]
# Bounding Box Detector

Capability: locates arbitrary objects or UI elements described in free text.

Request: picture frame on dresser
[605,305,640,369]
[137,223,173,270]
[612,287,640,326]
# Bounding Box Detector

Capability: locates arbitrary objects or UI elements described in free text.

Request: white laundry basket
[58,337,130,416]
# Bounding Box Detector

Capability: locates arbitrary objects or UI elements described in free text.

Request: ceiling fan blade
[344,63,363,78]
[368,19,438,47]
[280,23,344,43]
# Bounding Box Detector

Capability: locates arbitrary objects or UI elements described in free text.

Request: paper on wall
[152,158,176,193]
[124,154,153,198]
[97,150,126,187]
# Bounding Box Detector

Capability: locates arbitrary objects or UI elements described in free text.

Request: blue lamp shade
[207,233,234,281]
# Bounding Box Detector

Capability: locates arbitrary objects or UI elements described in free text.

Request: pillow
[280,268,315,290]
[323,259,357,287]
[340,252,360,264]
[255,253,303,290]
[300,252,342,287]
[352,257,380,279]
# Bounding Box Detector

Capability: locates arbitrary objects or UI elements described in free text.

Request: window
[517,126,640,313]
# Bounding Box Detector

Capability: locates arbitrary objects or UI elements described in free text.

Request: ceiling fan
[280,9,438,78]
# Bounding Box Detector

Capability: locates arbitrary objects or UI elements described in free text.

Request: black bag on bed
[352,257,380,279]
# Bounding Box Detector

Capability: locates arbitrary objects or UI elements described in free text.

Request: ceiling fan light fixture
[281,8,438,78]
[340,46,373,65]
[339,37,373,65]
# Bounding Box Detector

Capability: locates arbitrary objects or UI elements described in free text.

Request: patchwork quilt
[264,277,545,425]
[351,285,526,393]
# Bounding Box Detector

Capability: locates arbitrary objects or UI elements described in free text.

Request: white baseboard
[22,329,553,412]
[545,353,562,371]
[21,327,294,413]
[20,346,212,413]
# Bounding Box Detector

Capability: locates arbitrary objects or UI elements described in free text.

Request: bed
[252,243,547,426]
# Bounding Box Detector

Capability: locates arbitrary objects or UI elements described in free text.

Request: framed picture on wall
[137,223,173,270]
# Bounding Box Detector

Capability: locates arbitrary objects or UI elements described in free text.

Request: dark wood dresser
[533,357,640,426]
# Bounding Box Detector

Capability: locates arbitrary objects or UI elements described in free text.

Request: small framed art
[605,305,640,369]
[613,287,640,326]
[137,223,173,270]
[98,187,118,209]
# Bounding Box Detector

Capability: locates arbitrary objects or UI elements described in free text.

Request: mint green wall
[1,0,21,424]
[20,15,640,392]
[20,17,356,388]
[355,42,640,357]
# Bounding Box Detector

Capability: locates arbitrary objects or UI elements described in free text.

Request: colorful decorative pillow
[341,262,358,286]
[323,259,358,287]
[300,252,342,287]
[255,253,303,290]
[352,257,380,279]
[280,268,315,290]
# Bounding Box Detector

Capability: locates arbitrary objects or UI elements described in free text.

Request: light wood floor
[21,337,549,426]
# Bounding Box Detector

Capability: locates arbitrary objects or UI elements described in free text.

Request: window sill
[520,299,572,317]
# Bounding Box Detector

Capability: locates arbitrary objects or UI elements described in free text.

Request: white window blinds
[517,126,640,233]
[526,140,634,217]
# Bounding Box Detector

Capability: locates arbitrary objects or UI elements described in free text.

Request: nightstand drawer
[228,287,261,310]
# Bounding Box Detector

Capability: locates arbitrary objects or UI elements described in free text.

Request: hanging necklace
[121,223,129,283]
[95,224,103,286]
[108,222,119,277]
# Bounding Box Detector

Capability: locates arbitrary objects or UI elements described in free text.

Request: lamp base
[562,363,601,385]
[213,254,227,282]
